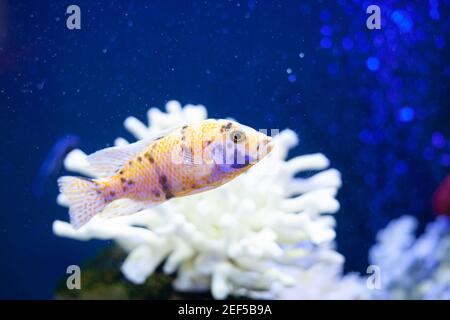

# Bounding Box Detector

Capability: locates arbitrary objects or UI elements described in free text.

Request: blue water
[0,1,449,298]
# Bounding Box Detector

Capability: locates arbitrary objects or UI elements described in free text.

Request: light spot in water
[366,57,380,71]
[398,107,415,122]
[320,37,332,49]
[429,1,440,20]
[429,9,440,20]
[391,10,413,33]
[288,74,297,82]
[432,132,445,149]
[320,25,332,36]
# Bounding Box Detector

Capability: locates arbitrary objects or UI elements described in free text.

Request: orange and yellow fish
[58,119,273,229]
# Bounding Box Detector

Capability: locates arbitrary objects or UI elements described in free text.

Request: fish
[32,134,80,198]
[58,119,273,229]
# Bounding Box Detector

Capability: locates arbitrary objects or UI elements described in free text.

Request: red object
[432,174,450,216]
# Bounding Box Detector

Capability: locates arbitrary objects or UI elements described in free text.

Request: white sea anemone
[53,100,366,299]
[369,215,450,299]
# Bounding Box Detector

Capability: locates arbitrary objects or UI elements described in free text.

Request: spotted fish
[58,119,273,229]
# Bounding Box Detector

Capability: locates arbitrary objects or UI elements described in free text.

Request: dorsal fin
[87,126,179,178]
[86,139,150,178]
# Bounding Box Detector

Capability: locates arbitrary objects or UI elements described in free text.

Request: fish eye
[230,130,246,143]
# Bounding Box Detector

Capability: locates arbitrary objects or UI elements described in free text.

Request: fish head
[207,119,273,175]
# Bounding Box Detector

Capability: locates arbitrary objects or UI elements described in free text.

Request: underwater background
[0,0,449,299]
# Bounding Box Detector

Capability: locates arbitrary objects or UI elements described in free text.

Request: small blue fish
[32,135,80,198]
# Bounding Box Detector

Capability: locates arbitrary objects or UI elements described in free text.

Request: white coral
[53,100,366,299]
[369,215,450,299]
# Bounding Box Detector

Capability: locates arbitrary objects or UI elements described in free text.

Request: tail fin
[57,176,106,229]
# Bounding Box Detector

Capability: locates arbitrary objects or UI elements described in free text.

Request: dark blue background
[0,0,449,298]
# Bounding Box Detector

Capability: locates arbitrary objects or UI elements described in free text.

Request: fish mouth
[225,136,274,170]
